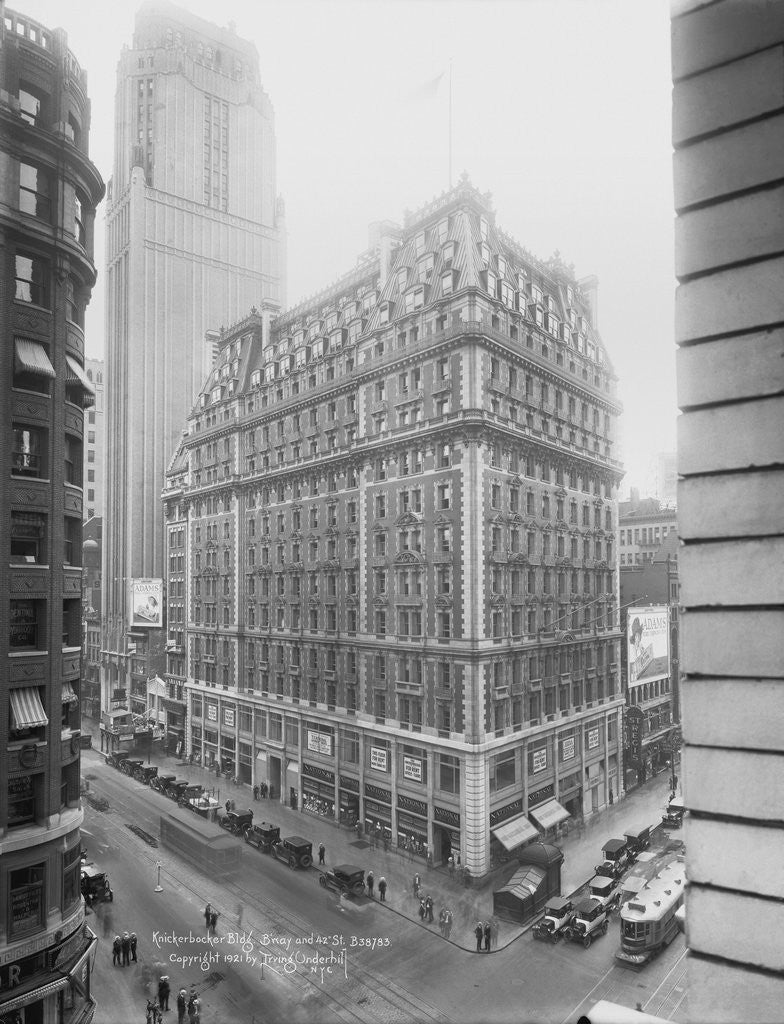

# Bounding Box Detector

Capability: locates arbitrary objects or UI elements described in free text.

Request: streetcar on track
[615,858,685,967]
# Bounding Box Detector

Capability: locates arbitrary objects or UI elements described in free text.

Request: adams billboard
[627,606,669,685]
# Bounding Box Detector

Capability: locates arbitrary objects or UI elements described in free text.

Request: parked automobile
[81,864,114,903]
[134,765,159,784]
[106,752,131,769]
[188,795,221,819]
[219,809,254,837]
[164,779,192,801]
[564,898,611,949]
[662,796,685,828]
[595,838,631,879]
[177,784,205,807]
[532,897,576,943]
[121,758,144,777]
[588,874,621,911]
[151,773,177,793]
[245,821,281,853]
[271,836,313,869]
[79,734,93,749]
[624,826,651,862]
[318,864,366,897]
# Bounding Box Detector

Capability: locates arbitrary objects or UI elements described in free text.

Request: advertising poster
[627,606,670,685]
[370,747,388,772]
[403,756,422,782]
[307,731,333,756]
[532,748,547,773]
[129,579,163,628]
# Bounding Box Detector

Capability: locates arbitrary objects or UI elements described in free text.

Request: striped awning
[491,813,539,851]
[62,682,79,705]
[15,339,55,378]
[65,355,95,406]
[529,798,571,831]
[10,688,49,729]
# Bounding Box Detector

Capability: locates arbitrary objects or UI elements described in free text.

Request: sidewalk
[81,717,676,954]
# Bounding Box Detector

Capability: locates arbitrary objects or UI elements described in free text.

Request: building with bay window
[0,4,103,1021]
[163,177,624,878]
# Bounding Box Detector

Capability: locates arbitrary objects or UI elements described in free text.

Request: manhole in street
[349,840,370,849]
[125,824,159,847]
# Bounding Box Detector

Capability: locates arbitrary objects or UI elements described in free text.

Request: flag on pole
[404,71,445,103]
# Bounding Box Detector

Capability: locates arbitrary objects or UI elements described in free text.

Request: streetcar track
[85,773,450,1023]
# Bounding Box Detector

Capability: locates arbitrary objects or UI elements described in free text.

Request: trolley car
[615,859,685,967]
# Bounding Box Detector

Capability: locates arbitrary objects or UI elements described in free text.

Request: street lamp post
[155,861,163,893]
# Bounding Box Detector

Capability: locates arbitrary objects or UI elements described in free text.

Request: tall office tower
[83,358,104,520]
[0,4,104,1019]
[163,179,624,878]
[101,0,285,742]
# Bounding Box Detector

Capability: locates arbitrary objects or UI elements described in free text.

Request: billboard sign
[129,579,163,629]
[627,606,669,685]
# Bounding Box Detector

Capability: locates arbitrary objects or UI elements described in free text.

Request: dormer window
[441,271,454,295]
[479,215,489,240]
[414,231,426,255]
[250,370,261,388]
[211,385,222,403]
[437,217,449,243]
[379,302,393,325]
[497,254,507,277]
[396,268,408,291]
[479,241,490,265]
[362,291,377,314]
[417,253,434,282]
[530,283,543,305]
[442,240,455,265]
[405,285,425,312]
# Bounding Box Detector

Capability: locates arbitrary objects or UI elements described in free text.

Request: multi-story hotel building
[618,490,677,567]
[163,179,624,876]
[0,4,103,1020]
[101,0,286,747]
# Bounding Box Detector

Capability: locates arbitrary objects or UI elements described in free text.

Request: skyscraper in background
[100,0,285,740]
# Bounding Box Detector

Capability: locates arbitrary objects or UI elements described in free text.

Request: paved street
[81,721,686,1023]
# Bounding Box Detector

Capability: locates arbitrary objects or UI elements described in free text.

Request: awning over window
[491,813,539,851]
[10,688,49,729]
[65,355,95,407]
[15,339,55,378]
[61,682,79,704]
[529,798,570,831]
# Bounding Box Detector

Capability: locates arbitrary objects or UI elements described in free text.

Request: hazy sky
[21,0,675,496]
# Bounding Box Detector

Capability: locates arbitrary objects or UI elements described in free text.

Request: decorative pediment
[490,512,506,525]
[541,522,553,533]
[309,595,320,606]
[490,594,505,607]
[508,513,524,525]
[373,523,387,533]
[394,551,423,565]
[433,512,451,526]
[434,595,453,609]
[395,511,421,527]
[345,594,359,606]
[373,596,388,608]
[510,474,523,486]
[326,525,339,537]
[508,553,528,564]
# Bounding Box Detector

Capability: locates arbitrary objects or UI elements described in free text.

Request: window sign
[532,748,547,773]
[561,736,576,761]
[307,731,333,757]
[403,756,422,783]
[206,703,217,722]
[370,747,388,772]
[223,707,235,728]
[587,727,600,750]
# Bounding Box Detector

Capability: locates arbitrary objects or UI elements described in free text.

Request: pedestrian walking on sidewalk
[158,976,170,1011]
[209,909,218,935]
[483,922,491,952]
[490,916,499,949]
[425,895,434,923]
[447,855,455,881]
[203,903,212,930]
[121,931,131,966]
[366,871,374,898]
[474,922,483,952]
[253,785,259,801]
[413,873,421,899]
[130,932,138,962]
[378,876,387,902]
[418,898,426,922]
[439,908,446,936]
[112,935,122,966]
[318,842,326,866]
[177,989,188,1024]
[443,908,453,940]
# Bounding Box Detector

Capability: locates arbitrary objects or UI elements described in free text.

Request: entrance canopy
[491,813,539,851]
[10,687,48,729]
[529,798,570,831]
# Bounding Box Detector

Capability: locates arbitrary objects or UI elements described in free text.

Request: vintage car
[106,751,131,769]
[219,809,254,837]
[595,838,631,879]
[318,864,366,897]
[176,784,205,807]
[120,758,144,777]
[134,764,159,784]
[151,773,177,793]
[81,864,114,903]
[164,779,192,801]
[532,896,576,943]
[624,826,651,862]
[564,898,611,948]
[588,874,621,911]
[79,733,93,749]
[245,821,281,853]
[271,835,313,869]
[662,795,685,828]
